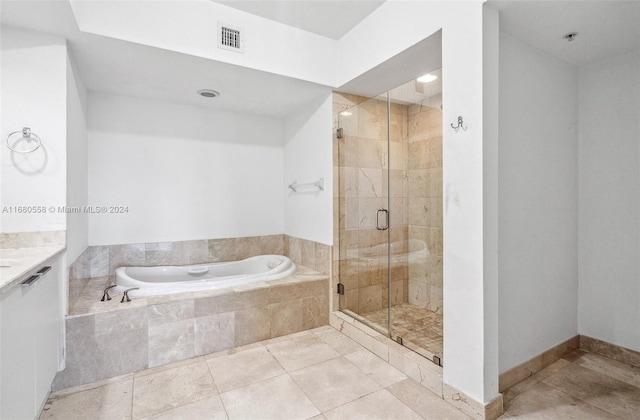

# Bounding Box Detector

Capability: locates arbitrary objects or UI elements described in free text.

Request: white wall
[339,0,498,403]
[65,52,88,263]
[283,93,333,245]
[88,92,284,245]
[498,33,579,373]
[0,27,67,232]
[578,50,640,352]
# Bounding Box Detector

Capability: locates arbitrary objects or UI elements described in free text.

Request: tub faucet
[121,287,140,303]
[101,284,117,301]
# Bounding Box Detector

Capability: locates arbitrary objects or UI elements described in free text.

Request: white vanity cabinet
[0,256,64,420]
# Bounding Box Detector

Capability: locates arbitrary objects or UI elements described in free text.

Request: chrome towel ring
[5,127,41,153]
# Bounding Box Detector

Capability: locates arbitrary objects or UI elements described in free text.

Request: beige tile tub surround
[54,266,329,391]
[67,234,330,313]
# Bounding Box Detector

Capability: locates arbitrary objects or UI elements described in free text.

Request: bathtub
[114,255,296,297]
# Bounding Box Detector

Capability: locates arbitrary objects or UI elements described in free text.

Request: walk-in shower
[335,70,443,365]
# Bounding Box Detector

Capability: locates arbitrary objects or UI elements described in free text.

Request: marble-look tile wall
[54,274,329,391]
[406,104,443,313]
[333,91,429,315]
[68,234,330,311]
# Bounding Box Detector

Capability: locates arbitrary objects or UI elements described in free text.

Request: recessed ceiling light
[339,110,352,116]
[562,32,578,42]
[197,89,220,98]
[417,74,437,83]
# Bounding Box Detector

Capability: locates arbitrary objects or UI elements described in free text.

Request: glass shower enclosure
[337,72,443,365]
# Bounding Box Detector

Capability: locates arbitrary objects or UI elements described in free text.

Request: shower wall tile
[359,284,382,313]
[408,140,430,170]
[358,168,383,198]
[358,99,388,140]
[358,138,386,169]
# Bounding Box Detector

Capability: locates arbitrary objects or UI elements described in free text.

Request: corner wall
[578,50,640,352]
[497,32,579,373]
[283,93,333,245]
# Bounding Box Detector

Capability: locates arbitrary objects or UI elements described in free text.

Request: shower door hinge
[396,336,403,345]
[337,283,345,295]
[433,355,442,367]
[336,127,344,139]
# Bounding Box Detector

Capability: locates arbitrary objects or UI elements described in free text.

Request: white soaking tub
[114,255,296,297]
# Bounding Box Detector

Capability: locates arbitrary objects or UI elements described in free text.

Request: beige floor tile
[323,389,422,420]
[386,378,470,419]
[206,344,285,392]
[574,352,640,388]
[290,357,381,412]
[265,331,341,371]
[501,381,619,419]
[139,394,228,420]
[219,374,320,420]
[345,349,407,387]
[312,325,362,355]
[40,379,133,420]
[132,359,216,418]
[541,363,640,418]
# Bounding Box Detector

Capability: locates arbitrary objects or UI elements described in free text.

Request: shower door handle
[376,208,389,231]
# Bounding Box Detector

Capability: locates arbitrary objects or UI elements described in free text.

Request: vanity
[0,243,65,420]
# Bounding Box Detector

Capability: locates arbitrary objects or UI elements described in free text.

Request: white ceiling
[0,0,331,118]
[212,0,385,40]
[488,0,640,66]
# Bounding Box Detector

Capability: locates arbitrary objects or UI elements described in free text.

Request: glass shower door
[337,93,391,334]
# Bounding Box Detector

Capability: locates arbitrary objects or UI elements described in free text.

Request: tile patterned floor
[40,326,640,420]
[361,303,443,358]
[40,326,466,420]
[499,348,640,419]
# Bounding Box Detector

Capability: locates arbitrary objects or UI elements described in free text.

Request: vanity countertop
[0,246,66,294]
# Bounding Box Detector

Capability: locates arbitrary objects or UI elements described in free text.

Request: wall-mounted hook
[451,116,467,132]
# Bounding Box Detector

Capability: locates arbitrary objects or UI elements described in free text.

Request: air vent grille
[218,23,244,53]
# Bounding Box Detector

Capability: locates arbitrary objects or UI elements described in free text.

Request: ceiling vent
[218,22,244,53]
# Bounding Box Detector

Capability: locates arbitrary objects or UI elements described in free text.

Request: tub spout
[101,284,117,301]
[121,287,140,303]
